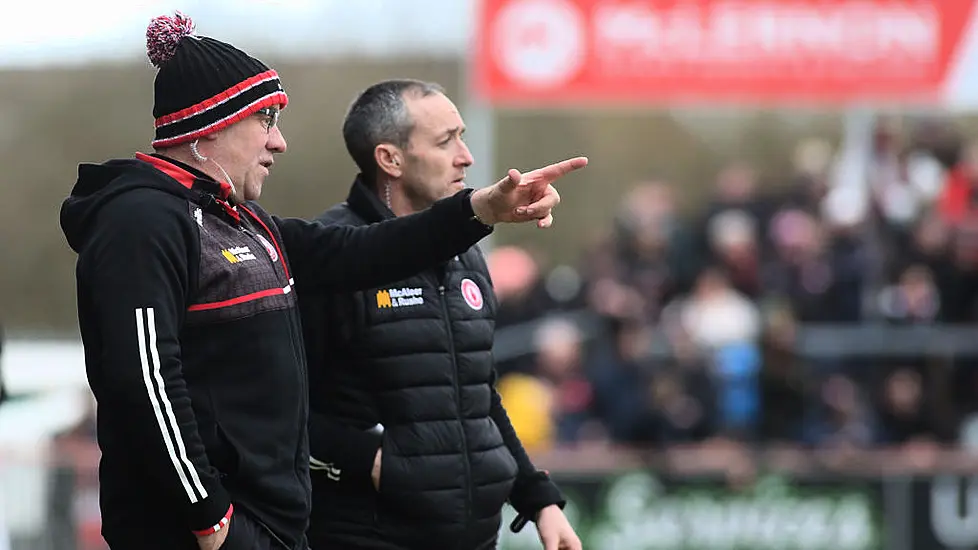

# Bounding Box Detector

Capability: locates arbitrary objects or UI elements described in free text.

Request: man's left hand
[470,156,588,228]
[534,504,581,550]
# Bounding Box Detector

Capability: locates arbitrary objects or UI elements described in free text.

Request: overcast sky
[4,0,473,68]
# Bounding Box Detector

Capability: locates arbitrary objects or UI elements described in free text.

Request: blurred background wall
[1,59,865,334]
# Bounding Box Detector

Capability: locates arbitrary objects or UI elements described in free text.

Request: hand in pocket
[371,447,382,491]
[195,519,231,550]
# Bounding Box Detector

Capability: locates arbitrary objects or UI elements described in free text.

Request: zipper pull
[438,286,445,295]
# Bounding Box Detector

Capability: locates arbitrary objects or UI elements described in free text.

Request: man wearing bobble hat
[59,12,586,550]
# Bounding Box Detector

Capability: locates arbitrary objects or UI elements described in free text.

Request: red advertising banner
[472,0,978,106]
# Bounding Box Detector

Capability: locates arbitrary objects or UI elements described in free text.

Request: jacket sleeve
[275,188,492,292]
[489,371,566,529]
[79,194,232,534]
[308,411,382,487]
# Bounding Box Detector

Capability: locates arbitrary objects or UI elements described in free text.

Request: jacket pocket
[211,422,242,479]
[375,435,470,524]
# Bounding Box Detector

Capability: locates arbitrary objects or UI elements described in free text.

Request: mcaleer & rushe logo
[376,287,424,308]
[221,246,256,264]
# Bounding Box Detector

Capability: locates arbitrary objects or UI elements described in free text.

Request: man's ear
[375,144,403,178]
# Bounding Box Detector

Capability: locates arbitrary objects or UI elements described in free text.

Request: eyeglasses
[255,107,280,132]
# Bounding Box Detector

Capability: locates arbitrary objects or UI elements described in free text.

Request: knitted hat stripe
[155,70,281,127]
[155,77,284,139]
[151,90,288,148]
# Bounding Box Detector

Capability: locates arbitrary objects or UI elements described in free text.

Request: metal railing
[493,313,978,361]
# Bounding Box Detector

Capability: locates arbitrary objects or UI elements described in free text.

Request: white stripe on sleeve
[136,307,208,503]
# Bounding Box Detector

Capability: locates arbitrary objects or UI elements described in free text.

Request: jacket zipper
[239,222,311,509]
[238,225,266,255]
[439,284,473,528]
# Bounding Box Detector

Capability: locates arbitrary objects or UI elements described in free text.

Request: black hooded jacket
[59,153,492,549]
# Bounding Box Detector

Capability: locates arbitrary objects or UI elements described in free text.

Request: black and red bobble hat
[145,12,289,148]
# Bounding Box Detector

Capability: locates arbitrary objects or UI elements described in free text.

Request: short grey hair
[342,79,445,182]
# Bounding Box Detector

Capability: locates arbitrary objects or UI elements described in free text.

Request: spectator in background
[805,374,876,450]
[781,138,833,215]
[586,319,657,444]
[938,140,978,226]
[601,181,696,323]
[764,208,863,322]
[495,371,555,456]
[489,246,551,327]
[866,116,942,240]
[875,368,943,446]
[758,304,810,442]
[943,219,978,322]
[907,115,961,171]
[706,209,762,298]
[696,162,770,264]
[533,318,593,446]
[821,188,871,320]
[674,267,760,352]
[488,245,556,378]
[499,317,598,451]
[639,327,717,445]
[877,264,942,324]
[668,268,762,438]
[900,214,953,298]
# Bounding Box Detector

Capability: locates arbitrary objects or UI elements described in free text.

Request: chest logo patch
[221,246,256,264]
[255,233,279,262]
[461,278,484,311]
[376,287,424,309]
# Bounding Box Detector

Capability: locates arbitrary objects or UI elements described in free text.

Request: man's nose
[458,141,474,166]
[268,126,287,153]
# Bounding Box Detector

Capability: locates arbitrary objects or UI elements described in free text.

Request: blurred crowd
[491,115,978,456]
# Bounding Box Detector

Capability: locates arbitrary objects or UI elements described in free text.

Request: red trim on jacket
[135,152,234,200]
[187,286,291,312]
[191,503,233,536]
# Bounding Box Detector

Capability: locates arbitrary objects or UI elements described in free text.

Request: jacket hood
[60,153,229,252]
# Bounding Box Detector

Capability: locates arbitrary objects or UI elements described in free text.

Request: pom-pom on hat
[146,11,288,148]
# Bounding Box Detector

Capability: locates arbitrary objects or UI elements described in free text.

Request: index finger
[533,156,589,182]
